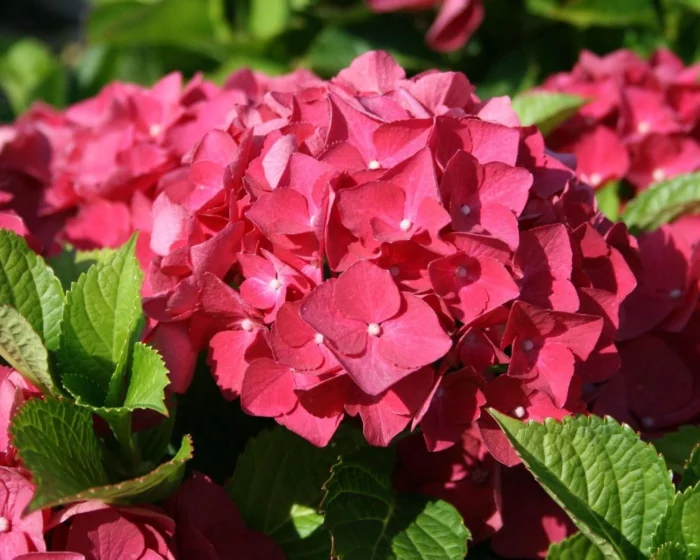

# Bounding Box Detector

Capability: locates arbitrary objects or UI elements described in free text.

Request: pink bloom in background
[367,0,484,52]
[541,48,700,192]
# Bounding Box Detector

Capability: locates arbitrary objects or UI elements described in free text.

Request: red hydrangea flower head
[541,48,700,191]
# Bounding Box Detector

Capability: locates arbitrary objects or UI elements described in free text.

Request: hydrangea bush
[0,50,698,560]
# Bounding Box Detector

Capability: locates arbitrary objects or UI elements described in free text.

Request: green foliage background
[1,0,699,122]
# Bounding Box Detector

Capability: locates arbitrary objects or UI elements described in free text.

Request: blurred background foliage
[0,0,699,123]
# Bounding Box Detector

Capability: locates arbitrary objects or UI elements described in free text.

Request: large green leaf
[49,246,117,292]
[50,435,193,506]
[123,343,170,415]
[526,0,657,27]
[650,543,692,560]
[57,235,143,406]
[622,171,700,230]
[87,0,231,59]
[0,306,56,395]
[652,426,700,474]
[681,448,700,491]
[11,398,110,511]
[490,411,675,560]
[651,484,700,556]
[511,91,585,135]
[248,0,290,39]
[323,447,470,560]
[548,534,605,560]
[0,39,66,115]
[226,427,338,559]
[0,229,64,350]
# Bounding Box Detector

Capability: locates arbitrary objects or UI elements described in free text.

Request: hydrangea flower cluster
[540,48,700,191]
[1,50,698,559]
[366,0,484,52]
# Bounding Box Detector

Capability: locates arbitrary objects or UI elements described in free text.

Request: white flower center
[669,288,683,299]
[588,173,602,187]
[641,416,655,428]
[269,278,282,290]
[652,168,666,182]
[389,266,400,277]
[309,214,318,226]
[368,160,381,170]
[436,387,446,398]
[399,219,412,231]
[513,406,526,419]
[314,333,325,344]
[0,517,8,533]
[637,121,650,134]
[241,319,254,332]
[455,266,468,278]
[460,205,471,216]
[522,339,535,352]
[367,323,382,336]
[149,123,162,137]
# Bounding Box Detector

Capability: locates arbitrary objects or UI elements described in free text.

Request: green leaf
[57,235,143,406]
[0,229,64,350]
[226,427,337,558]
[323,447,470,560]
[526,0,658,27]
[305,27,374,76]
[134,407,176,470]
[548,534,605,559]
[652,426,700,474]
[0,306,56,394]
[650,543,692,560]
[123,343,169,415]
[596,182,622,222]
[248,0,290,39]
[681,447,700,491]
[49,246,116,292]
[511,91,585,135]
[490,411,675,559]
[0,39,66,115]
[87,0,231,59]
[622,171,700,230]
[50,435,193,506]
[652,484,700,555]
[669,0,700,13]
[11,398,110,512]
